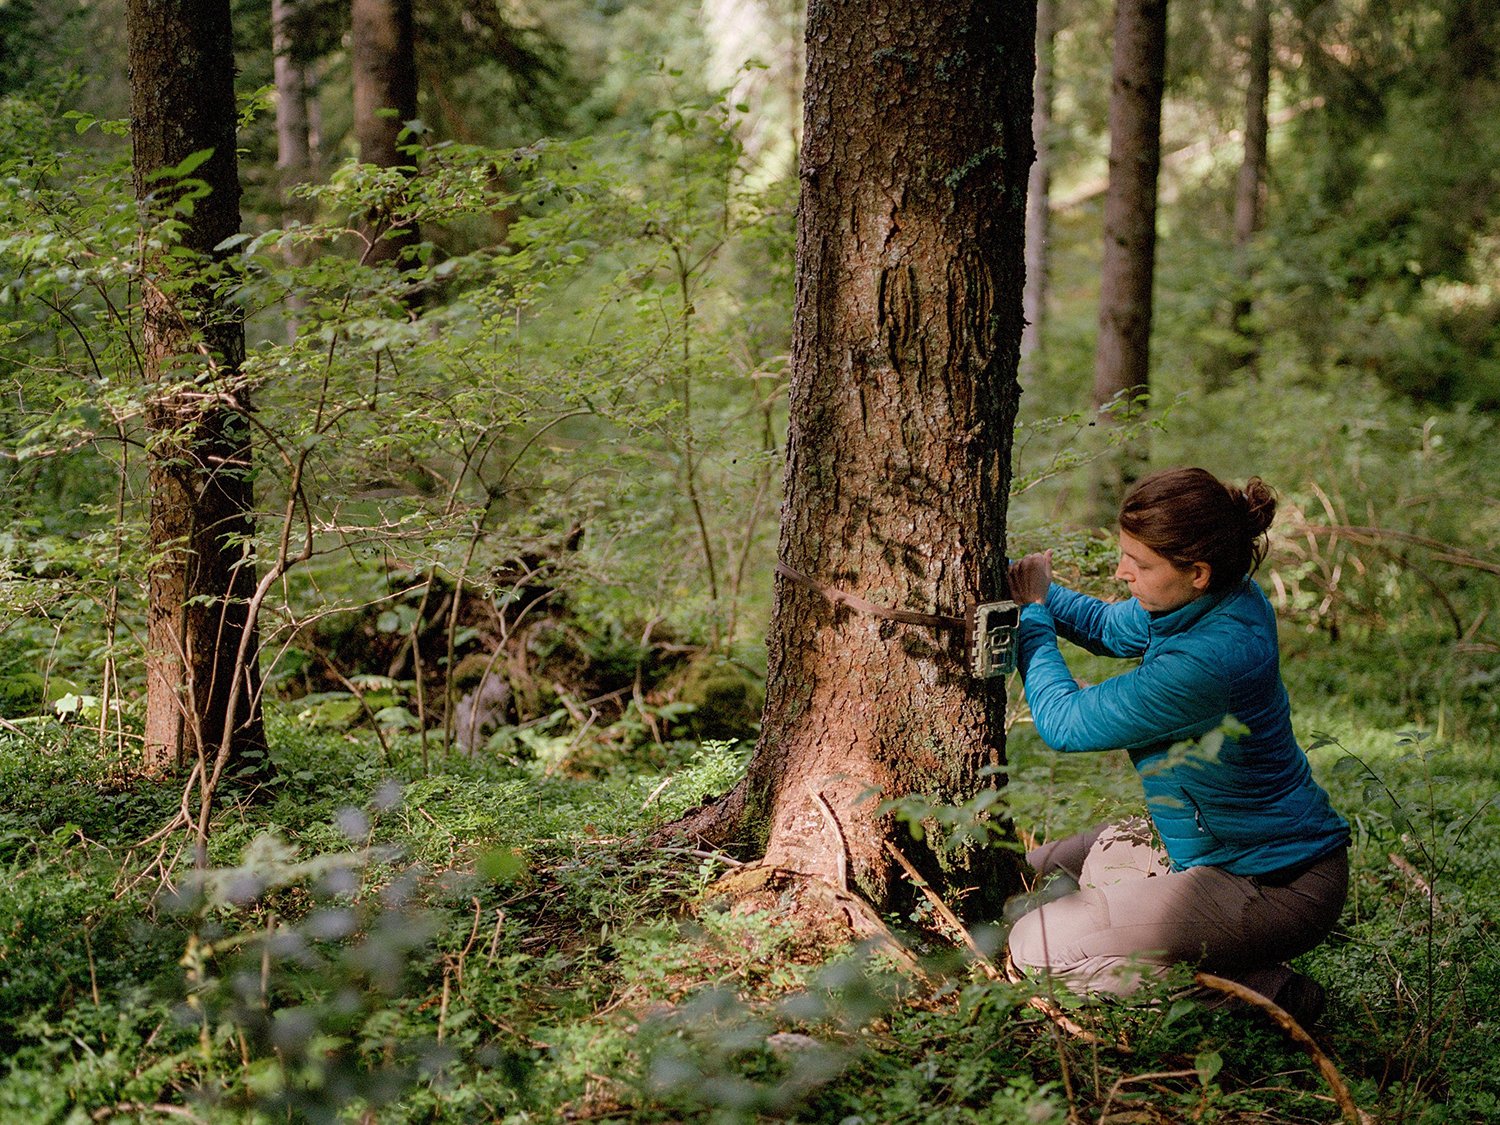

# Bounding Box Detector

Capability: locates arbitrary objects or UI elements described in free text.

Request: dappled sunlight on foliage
[1,0,1499,1120]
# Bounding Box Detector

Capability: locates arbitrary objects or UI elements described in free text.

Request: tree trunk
[1091,0,1167,522]
[351,0,418,266]
[1227,0,1271,374]
[273,0,315,339]
[674,0,1033,919]
[273,0,313,192]
[1021,0,1058,381]
[128,0,267,774]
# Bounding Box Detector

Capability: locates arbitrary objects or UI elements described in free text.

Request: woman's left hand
[1008,550,1053,605]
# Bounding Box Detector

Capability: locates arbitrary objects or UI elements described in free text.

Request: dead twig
[1291,522,1500,577]
[91,1103,207,1123]
[1193,972,1370,1125]
[641,775,675,809]
[1096,1068,1199,1124]
[1389,853,1435,902]
[455,896,485,988]
[0,715,46,747]
[656,846,744,867]
[484,909,507,969]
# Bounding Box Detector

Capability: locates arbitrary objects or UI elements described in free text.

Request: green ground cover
[1,610,1496,1123]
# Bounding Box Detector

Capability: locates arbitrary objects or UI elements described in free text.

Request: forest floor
[1,622,1498,1123]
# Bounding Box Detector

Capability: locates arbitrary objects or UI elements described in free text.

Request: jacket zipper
[1182,789,1220,842]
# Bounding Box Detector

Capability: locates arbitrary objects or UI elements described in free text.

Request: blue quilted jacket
[1017,577,1350,875]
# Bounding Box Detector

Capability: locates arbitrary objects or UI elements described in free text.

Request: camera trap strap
[774,560,968,630]
[774,561,1019,679]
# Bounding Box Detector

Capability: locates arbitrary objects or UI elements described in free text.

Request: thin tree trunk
[1021,0,1057,381]
[672,0,1032,918]
[1228,0,1271,374]
[351,0,418,266]
[1091,0,1167,522]
[273,0,314,339]
[273,0,312,193]
[129,0,267,774]
[782,0,804,173]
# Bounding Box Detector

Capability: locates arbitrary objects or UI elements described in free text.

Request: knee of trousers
[1008,894,1107,974]
[1008,909,1052,972]
[1008,902,1171,997]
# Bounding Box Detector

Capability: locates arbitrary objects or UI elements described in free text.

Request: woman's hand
[1008,550,1053,605]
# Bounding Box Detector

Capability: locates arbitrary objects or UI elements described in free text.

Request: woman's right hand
[1008,550,1053,605]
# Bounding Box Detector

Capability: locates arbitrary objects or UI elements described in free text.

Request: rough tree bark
[128,0,267,773]
[351,0,419,266]
[673,0,1034,919]
[1021,0,1058,381]
[1091,0,1167,522]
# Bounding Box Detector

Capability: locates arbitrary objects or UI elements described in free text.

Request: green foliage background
[0,0,1497,1121]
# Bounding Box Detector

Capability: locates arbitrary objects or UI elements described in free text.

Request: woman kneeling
[1005,468,1349,1024]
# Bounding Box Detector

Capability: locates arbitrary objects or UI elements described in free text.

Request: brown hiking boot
[1275,972,1327,1028]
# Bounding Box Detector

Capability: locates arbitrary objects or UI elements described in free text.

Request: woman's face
[1115,530,1211,613]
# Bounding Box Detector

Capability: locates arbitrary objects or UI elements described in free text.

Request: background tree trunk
[1227,0,1271,375]
[274,0,315,339]
[351,0,419,266]
[1021,0,1058,382]
[676,0,1033,919]
[273,0,313,193]
[128,0,267,774]
[1090,0,1168,522]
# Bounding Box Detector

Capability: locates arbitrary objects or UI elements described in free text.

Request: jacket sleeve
[1042,583,1149,658]
[1018,603,1230,753]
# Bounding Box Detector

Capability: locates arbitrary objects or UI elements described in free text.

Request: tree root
[706,863,922,976]
[650,777,749,853]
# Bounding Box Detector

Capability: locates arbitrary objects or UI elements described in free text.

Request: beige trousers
[1007,819,1348,1001]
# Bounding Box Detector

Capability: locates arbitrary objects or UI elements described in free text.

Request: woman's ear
[1190,562,1212,591]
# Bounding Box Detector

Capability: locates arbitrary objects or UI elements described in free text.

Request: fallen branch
[885,841,1115,1049]
[1193,972,1370,1125]
[0,715,46,747]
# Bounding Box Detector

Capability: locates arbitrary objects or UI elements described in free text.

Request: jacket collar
[1146,578,1246,638]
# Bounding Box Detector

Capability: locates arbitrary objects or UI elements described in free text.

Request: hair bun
[1239,477,1277,537]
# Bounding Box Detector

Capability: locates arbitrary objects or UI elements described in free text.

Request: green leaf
[374,706,420,731]
[150,148,215,181]
[1194,1049,1224,1086]
[477,847,527,884]
[1164,998,1197,1025]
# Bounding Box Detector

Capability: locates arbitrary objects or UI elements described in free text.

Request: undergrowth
[1,624,1497,1123]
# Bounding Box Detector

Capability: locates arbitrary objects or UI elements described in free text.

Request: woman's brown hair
[1118,467,1276,591]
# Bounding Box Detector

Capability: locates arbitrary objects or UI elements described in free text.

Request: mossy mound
[676,657,764,741]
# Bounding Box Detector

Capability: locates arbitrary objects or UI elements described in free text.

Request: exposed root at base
[703,863,923,977]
